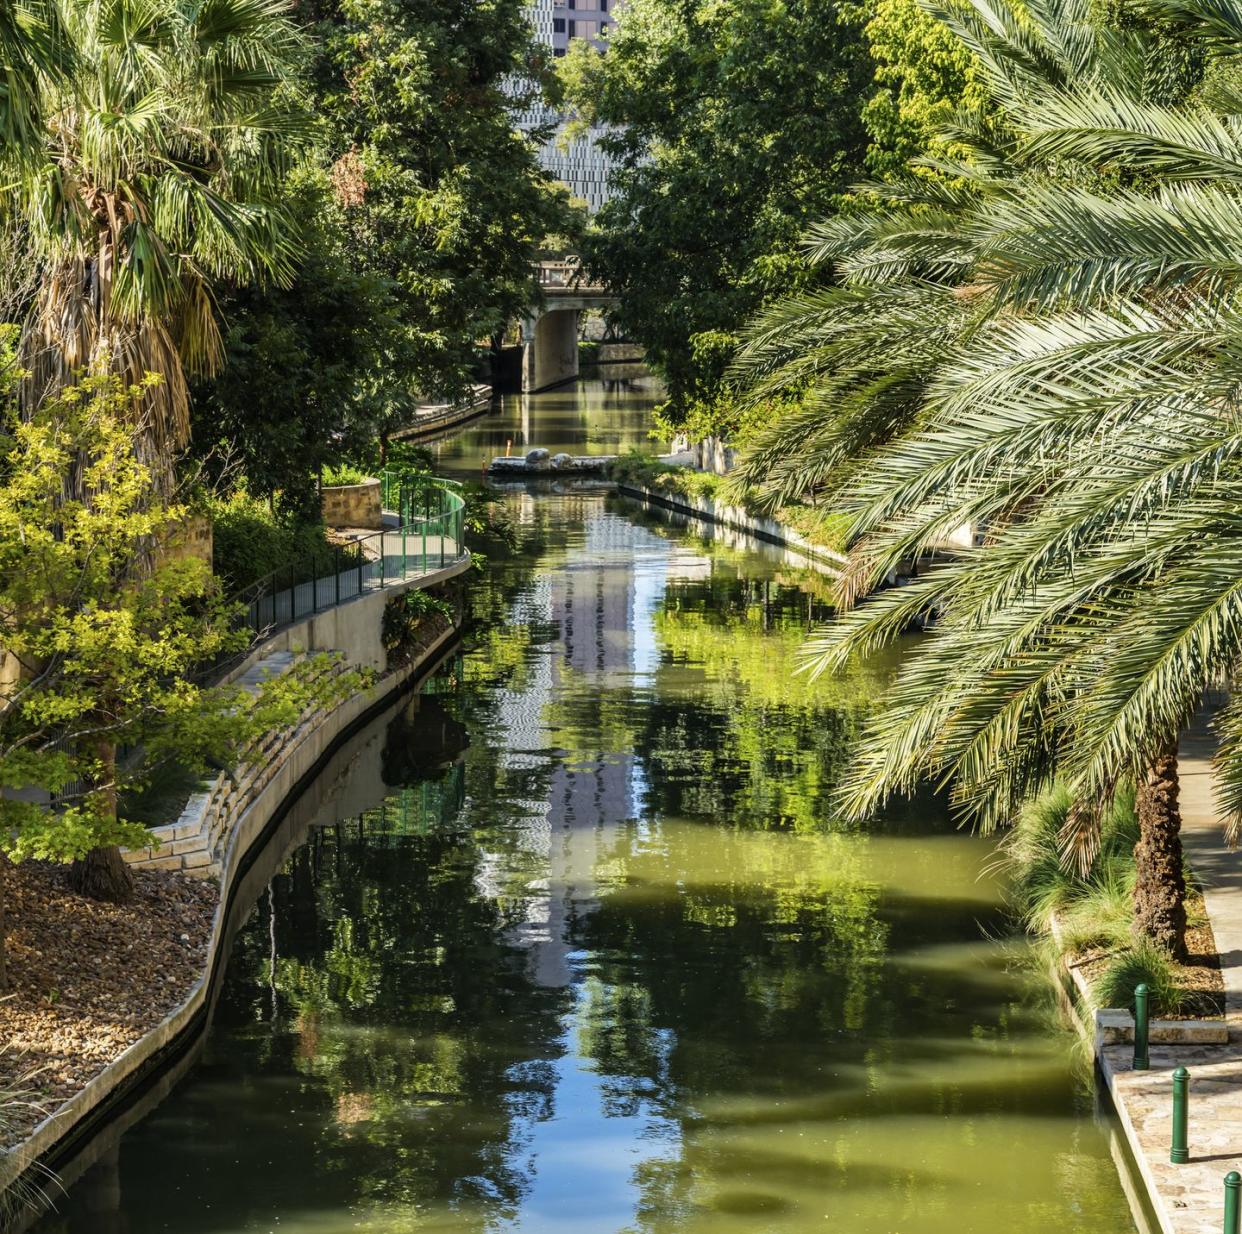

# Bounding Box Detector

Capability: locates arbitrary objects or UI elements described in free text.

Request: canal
[35,370,1136,1234]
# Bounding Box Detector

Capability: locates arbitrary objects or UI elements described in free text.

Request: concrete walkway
[1179,718,1242,1035]
[1096,723,1242,1234]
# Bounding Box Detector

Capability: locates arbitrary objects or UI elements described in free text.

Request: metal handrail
[232,478,466,645]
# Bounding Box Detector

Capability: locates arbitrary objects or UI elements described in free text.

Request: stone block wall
[321,479,383,529]
[125,653,353,878]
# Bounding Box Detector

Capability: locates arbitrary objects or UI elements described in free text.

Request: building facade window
[553,17,565,31]
[567,18,576,33]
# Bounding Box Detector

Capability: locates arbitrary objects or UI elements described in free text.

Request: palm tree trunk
[67,738,134,904]
[1134,747,1187,958]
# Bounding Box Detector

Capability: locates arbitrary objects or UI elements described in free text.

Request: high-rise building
[515,0,625,212]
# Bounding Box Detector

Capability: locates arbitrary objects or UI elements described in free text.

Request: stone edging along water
[0,557,472,1204]
[614,482,849,574]
[1049,916,1229,1234]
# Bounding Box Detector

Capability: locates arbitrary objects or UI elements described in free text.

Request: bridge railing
[536,259,607,294]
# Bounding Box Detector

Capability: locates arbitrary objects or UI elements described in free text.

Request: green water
[34,396,1136,1234]
[426,367,663,480]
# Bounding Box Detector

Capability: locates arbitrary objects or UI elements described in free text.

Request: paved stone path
[1104,1041,1242,1234]
[1096,722,1242,1234]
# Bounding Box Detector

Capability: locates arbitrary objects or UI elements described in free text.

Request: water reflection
[427,371,663,480]
[36,494,1134,1234]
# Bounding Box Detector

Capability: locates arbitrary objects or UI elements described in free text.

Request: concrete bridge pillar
[521,308,580,392]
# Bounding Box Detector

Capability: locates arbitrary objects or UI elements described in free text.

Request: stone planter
[321,478,383,529]
[161,511,214,567]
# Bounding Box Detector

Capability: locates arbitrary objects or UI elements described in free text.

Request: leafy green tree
[847,0,984,177]
[1,0,307,487]
[0,365,356,958]
[301,0,573,416]
[191,173,400,519]
[558,0,874,419]
[732,0,1242,955]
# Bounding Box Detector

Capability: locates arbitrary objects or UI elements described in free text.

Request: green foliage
[2,0,307,478]
[302,0,576,406]
[773,504,853,553]
[191,171,399,521]
[846,0,985,176]
[726,0,1242,908]
[610,451,721,497]
[1093,940,1183,1016]
[1002,785,1139,936]
[209,489,335,593]
[321,462,373,487]
[559,0,872,417]
[382,587,456,664]
[190,0,578,510]
[649,389,788,449]
[0,372,362,867]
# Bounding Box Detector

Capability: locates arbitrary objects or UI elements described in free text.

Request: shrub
[1093,940,1183,1016]
[774,504,852,553]
[382,587,455,666]
[321,461,372,487]
[1003,783,1139,934]
[210,489,335,592]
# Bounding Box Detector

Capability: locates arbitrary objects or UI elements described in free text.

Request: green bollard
[1171,1067,1189,1164]
[1134,982,1151,1071]
[1226,1171,1241,1234]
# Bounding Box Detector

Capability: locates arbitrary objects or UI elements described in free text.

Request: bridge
[521,259,618,392]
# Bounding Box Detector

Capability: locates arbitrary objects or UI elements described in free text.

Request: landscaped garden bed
[0,860,216,1149]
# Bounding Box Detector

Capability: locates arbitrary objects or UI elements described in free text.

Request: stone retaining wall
[616,483,848,573]
[321,478,383,529]
[125,651,354,878]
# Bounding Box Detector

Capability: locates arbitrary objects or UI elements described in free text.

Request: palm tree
[1,0,306,488]
[731,0,1242,955]
[0,0,307,900]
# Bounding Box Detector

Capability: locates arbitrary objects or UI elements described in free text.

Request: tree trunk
[67,738,134,903]
[68,844,135,903]
[1134,747,1187,958]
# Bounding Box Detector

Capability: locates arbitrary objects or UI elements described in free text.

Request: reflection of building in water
[479,505,676,986]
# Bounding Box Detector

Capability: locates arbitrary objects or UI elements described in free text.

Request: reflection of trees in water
[641,575,893,833]
[218,809,571,1227]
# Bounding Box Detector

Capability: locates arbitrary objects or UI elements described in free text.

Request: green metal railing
[238,477,466,639]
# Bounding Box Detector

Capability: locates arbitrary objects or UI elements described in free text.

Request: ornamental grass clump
[1094,940,1183,1018]
[1003,785,1139,945]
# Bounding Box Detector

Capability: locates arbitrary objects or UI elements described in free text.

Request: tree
[0,362,357,957]
[847,0,984,178]
[299,0,573,410]
[191,172,400,520]
[731,0,1242,956]
[1,0,307,487]
[558,0,874,418]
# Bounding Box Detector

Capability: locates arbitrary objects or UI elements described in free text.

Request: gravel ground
[0,859,217,1149]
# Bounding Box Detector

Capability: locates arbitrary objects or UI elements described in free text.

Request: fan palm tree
[1,0,307,486]
[731,0,1242,954]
